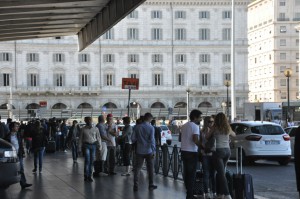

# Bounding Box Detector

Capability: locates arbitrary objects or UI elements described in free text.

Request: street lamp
[186,88,191,121]
[224,80,231,119]
[284,68,292,126]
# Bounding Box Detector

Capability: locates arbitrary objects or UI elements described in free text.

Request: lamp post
[284,68,292,126]
[186,88,191,121]
[224,80,231,119]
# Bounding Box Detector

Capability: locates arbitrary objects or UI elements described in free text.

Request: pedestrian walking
[206,112,235,199]
[105,114,117,175]
[78,116,102,182]
[120,116,133,176]
[131,112,157,191]
[66,120,80,163]
[5,122,32,189]
[181,109,202,199]
[31,120,48,173]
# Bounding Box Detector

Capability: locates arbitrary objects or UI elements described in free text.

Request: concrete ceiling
[0,0,145,51]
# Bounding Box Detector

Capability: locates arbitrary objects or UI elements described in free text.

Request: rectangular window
[296,53,299,60]
[127,28,139,40]
[199,29,210,40]
[297,79,299,87]
[54,73,64,87]
[154,74,161,86]
[199,11,210,19]
[103,54,114,63]
[0,53,12,62]
[2,73,10,86]
[280,53,286,60]
[280,39,286,46]
[106,74,113,86]
[177,74,185,86]
[280,66,286,73]
[27,53,39,62]
[280,79,287,86]
[224,73,231,81]
[199,54,210,63]
[151,28,163,40]
[223,54,231,63]
[130,74,138,79]
[201,74,210,86]
[79,54,89,62]
[296,65,299,73]
[152,54,163,63]
[280,26,287,33]
[222,11,231,19]
[279,0,286,6]
[175,11,186,19]
[296,39,299,46]
[104,29,114,40]
[175,54,186,63]
[222,28,231,40]
[128,10,138,19]
[53,53,64,62]
[80,74,89,87]
[281,92,287,99]
[279,13,286,19]
[29,74,38,87]
[175,28,186,40]
[128,54,139,63]
[151,10,162,19]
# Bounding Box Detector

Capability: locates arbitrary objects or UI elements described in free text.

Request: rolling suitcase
[193,169,204,196]
[46,137,56,153]
[233,147,254,199]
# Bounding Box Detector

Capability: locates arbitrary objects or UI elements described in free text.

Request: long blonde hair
[213,112,231,135]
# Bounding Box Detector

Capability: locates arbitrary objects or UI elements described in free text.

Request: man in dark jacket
[151,119,161,147]
[5,122,32,189]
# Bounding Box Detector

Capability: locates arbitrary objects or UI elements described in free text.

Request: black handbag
[204,134,216,153]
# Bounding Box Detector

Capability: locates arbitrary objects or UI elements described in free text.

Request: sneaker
[99,172,108,176]
[64,150,67,152]
[21,183,32,189]
[148,185,157,190]
[87,177,93,182]
[121,173,130,176]
[32,169,37,173]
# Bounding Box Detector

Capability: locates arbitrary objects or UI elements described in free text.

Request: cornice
[144,0,250,6]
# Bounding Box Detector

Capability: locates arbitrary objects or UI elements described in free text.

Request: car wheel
[278,158,290,166]
[166,140,172,145]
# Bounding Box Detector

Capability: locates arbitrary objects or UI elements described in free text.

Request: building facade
[0,0,250,119]
[248,0,300,102]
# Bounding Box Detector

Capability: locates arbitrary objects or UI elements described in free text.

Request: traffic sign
[122,78,139,90]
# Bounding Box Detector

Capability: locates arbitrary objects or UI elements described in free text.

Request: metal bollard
[162,144,169,177]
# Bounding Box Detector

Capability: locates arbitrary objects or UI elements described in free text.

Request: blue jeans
[19,156,27,186]
[212,148,231,196]
[202,155,216,193]
[34,147,45,171]
[84,143,96,178]
[181,151,198,199]
[72,141,78,161]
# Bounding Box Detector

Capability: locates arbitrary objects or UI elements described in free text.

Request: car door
[230,123,249,158]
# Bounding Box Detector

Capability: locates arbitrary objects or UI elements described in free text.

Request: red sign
[39,101,47,107]
[122,78,139,90]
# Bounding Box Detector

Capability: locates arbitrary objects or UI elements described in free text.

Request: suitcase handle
[236,146,243,174]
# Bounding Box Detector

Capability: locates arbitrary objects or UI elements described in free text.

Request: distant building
[0,0,250,119]
[248,0,300,102]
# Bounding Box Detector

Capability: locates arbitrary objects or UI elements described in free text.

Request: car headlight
[4,150,17,158]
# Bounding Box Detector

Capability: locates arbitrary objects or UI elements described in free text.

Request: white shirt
[181,121,200,152]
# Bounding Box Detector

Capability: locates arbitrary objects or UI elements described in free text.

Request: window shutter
[136,55,139,62]
[111,54,115,62]
[200,74,203,86]
[127,28,130,40]
[53,54,56,62]
[0,74,3,86]
[183,11,186,19]
[176,74,179,85]
[151,29,154,40]
[184,55,187,63]
[151,11,154,19]
[207,29,210,40]
[104,74,107,86]
[208,74,211,86]
[159,29,163,40]
[207,12,210,19]
[8,53,12,61]
[152,74,155,86]
[208,55,211,63]
[27,74,31,87]
[36,74,40,86]
[222,11,225,19]
[62,74,66,86]
[183,29,186,40]
[136,29,139,40]
[62,54,65,62]
[26,53,30,62]
[78,54,82,62]
[159,11,162,18]
[88,74,91,86]
[182,74,185,86]
[87,54,90,62]
[112,74,116,86]
[36,53,39,62]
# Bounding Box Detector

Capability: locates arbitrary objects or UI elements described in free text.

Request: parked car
[284,126,298,158]
[0,138,20,189]
[230,121,291,165]
[158,125,172,145]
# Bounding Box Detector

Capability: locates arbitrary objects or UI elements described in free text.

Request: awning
[0,0,145,51]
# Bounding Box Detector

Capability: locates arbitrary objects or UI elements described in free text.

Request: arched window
[26,103,40,109]
[151,102,165,108]
[174,102,187,108]
[103,102,117,109]
[198,102,212,108]
[77,103,93,109]
[52,103,67,109]
[0,104,15,109]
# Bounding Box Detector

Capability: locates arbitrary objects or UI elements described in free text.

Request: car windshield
[250,125,284,135]
[160,126,168,130]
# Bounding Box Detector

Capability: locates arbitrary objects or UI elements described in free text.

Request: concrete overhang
[0,0,146,51]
